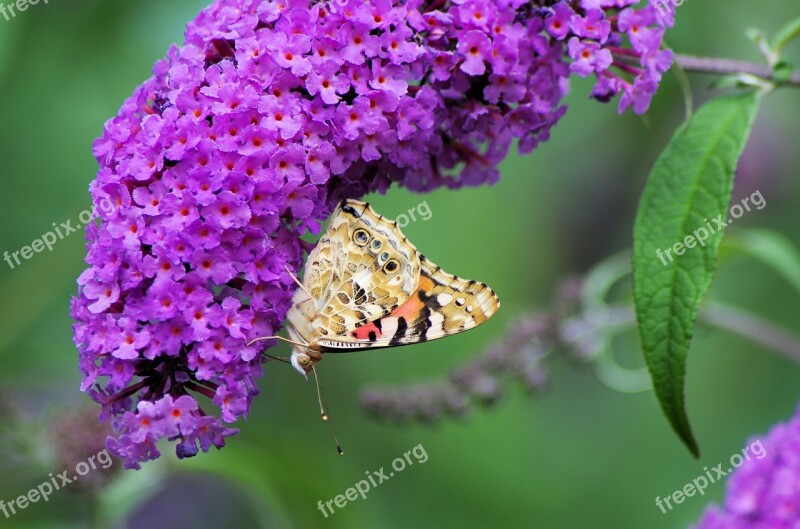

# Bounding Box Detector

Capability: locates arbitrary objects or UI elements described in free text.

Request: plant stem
[571,302,800,365]
[701,301,800,364]
[675,53,800,86]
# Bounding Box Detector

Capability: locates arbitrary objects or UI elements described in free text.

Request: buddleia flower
[72,0,671,468]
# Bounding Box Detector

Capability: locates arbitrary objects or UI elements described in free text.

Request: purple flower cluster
[555,0,673,114]
[72,0,671,469]
[691,406,800,529]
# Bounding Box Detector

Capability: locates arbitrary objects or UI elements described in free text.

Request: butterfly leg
[262,352,292,364]
[247,335,309,348]
[284,265,314,301]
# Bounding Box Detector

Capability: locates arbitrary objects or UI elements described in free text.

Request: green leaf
[632,92,762,457]
[772,15,800,54]
[709,75,751,90]
[722,229,800,295]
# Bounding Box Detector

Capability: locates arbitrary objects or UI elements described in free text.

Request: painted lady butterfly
[250,199,500,446]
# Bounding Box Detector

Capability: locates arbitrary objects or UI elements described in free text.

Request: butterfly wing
[317,255,500,349]
[302,200,422,338]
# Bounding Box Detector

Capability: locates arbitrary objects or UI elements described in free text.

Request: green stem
[675,53,800,86]
[564,301,800,376]
[700,301,800,364]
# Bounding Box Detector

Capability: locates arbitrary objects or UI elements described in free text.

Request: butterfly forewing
[287,199,499,356]
[300,200,421,338]
[318,255,500,349]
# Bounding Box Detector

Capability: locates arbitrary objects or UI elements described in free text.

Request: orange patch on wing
[351,276,433,340]
[388,275,433,318]
[352,321,381,340]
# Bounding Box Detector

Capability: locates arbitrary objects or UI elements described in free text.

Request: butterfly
[249,199,499,446]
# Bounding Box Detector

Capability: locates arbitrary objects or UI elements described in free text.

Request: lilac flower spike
[73,0,671,468]
[691,405,800,529]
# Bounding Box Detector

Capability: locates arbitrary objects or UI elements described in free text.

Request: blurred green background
[0,1,799,528]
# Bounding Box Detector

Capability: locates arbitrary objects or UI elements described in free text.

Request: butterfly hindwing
[318,255,500,349]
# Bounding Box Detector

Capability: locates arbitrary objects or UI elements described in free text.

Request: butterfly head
[290,346,323,378]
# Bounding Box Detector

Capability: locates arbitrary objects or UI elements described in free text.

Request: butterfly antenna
[311,366,343,455]
[284,265,314,300]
